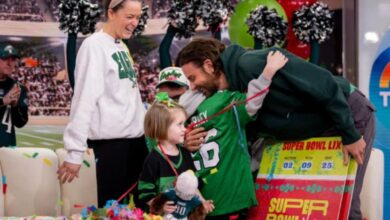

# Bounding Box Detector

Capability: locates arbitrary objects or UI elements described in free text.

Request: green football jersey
[189,90,257,216]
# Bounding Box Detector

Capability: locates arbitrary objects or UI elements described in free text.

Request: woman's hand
[57,161,81,183]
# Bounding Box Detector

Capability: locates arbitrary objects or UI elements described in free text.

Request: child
[186,51,288,219]
[138,93,214,217]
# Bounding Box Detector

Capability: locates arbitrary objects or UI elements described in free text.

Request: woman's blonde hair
[144,102,187,140]
[104,0,142,18]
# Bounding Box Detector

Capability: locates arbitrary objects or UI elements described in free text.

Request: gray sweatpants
[347,90,376,220]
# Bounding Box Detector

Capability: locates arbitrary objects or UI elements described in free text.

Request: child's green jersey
[189,90,257,216]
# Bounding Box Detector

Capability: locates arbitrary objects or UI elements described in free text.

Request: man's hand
[163,201,177,214]
[3,84,21,106]
[343,137,366,165]
[184,127,207,152]
[57,161,81,183]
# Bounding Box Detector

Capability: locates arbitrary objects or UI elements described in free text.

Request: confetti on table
[74,204,85,208]
[2,176,6,194]
[83,160,90,168]
[23,153,32,158]
[57,200,64,206]
[43,158,52,166]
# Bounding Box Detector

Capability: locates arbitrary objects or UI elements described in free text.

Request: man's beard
[196,68,221,97]
[198,80,219,97]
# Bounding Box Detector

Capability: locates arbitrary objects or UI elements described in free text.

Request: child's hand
[163,201,177,214]
[262,51,288,80]
[202,200,215,213]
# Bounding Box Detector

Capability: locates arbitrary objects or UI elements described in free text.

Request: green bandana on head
[155,92,176,107]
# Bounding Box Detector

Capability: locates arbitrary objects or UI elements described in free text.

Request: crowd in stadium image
[7,47,158,116]
[11,55,72,116]
[0,0,44,21]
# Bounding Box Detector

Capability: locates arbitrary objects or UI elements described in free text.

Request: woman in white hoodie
[57,0,148,207]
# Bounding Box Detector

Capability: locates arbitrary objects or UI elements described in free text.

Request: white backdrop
[358,0,390,95]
